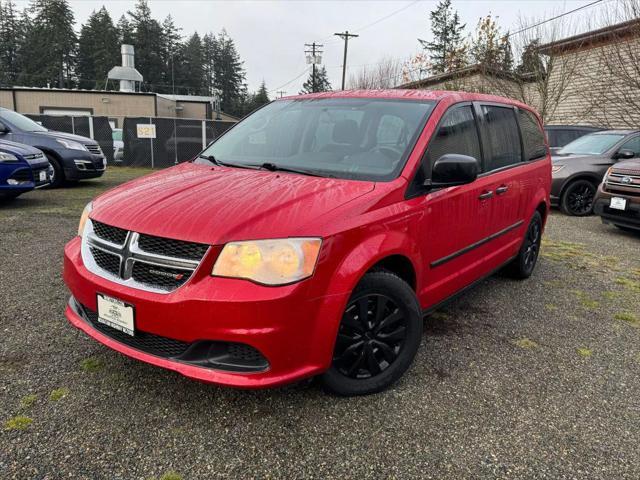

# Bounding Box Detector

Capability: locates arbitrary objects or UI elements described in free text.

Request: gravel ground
[1,168,639,480]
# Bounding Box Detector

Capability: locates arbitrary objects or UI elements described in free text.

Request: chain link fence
[121,117,235,168]
[25,114,236,168]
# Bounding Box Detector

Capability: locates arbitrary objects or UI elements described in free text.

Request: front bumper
[594,185,640,230]
[63,237,348,388]
[63,152,106,180]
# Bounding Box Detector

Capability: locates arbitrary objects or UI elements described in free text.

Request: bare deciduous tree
[347,56,405,89]
[578,0,640,128]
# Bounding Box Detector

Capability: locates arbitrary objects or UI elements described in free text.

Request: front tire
[505,211,543,279]
[45,154,65,188]
[560,179,596,216]
[321,270,423,396]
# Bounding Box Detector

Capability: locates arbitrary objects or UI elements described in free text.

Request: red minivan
[64,90,551,395]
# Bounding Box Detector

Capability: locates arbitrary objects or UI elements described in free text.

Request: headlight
[212,238,322,285]
[551,164,564,174]
[602,167,612,184]
[78,202,92,237]
[0,152,18,162]
[56,139,88,151]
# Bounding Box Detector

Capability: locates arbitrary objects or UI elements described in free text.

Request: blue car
[0,108,105,187]
[0,140,52,200]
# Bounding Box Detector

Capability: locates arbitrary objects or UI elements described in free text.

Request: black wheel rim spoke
[334,293,407,379]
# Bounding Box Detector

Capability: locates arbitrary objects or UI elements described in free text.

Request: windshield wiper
[198,154,257,170]
[254,162,329,178]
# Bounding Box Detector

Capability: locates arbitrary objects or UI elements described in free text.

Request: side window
[480,105,522,171]
[619,136,640,157]
[518,109,547,161]
[420,105,481,180]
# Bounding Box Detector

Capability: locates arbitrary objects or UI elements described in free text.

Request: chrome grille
[85,144,103,155]
[92,220,128,245]
[606,170,640,196]
[81,219,209,293]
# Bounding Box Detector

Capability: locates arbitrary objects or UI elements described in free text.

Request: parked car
[594,157,640,232]
[551,130,640,216]
[112,128,124,163]
[0,140,52,199]
[544,125,603,153]
[0,107,106,187]
[63,90,550,396]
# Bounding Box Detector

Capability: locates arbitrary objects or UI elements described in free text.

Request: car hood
[613,158,640,171]
[32,130,97,145]
[0,139,43,156]
[91,162,376,244]
[551,153,605,164]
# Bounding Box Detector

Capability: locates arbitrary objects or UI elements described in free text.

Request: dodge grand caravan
[63,90,551,395]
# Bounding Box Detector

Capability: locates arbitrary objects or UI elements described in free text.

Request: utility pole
[304,42,323,92]
[334,30,359,90]
[276,90,286,98]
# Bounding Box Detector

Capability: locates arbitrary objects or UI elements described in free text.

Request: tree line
[0,0,269,117]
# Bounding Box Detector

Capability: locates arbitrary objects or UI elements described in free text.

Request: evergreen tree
[213,29,246,116]
[174,32,205,95]
[127,0,164,91]
[500,33,514,71]
[77,7,119,89]
[160,14,182,92]
[117,14,134,44]
[0,0,23,86]
[299,66,331,94]
[21,0,77,88]
[202,33,217,95]
[516,39,545,77]
[419,0,467,74]
[253,80,269,106]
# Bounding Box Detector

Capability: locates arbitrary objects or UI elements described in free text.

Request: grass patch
[614,312,639,326]
[49,388,70,401]
[581,298,600,310]
[81,357,104,372]
[576,347,592,357]
[515,338,538,349]
[20,394,38,409]
[5,415,32,430]
[545,303,558,311]
[160,473,183,480]
[615,277,640,293]
[429,310,450,321]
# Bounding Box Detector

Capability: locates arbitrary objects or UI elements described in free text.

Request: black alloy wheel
[505,211,543,279]
[561,180,596,216]
[334,294,407,379]
[321,270,423,396]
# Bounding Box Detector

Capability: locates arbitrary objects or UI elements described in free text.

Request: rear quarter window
[518,110,547,161]
[480,105,522,171]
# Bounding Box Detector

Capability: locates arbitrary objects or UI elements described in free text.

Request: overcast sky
[15,0,613,94]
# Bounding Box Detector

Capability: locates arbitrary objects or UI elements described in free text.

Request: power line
[505,0,605,38]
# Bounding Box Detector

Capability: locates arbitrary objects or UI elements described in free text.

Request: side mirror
[614,149,635,160]
[0,123,9,134]
[425,154,479,189]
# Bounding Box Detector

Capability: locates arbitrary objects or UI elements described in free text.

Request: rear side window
[480,105,522,171]
[518,109,547,161]
[424,105,481,173]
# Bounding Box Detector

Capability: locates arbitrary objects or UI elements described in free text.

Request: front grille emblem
[621,176,633,184]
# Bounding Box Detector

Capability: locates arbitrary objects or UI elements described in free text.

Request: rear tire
[560,179,596,216]
[505,211,543,280]
[45,154,65,188]
[321,270,423,396]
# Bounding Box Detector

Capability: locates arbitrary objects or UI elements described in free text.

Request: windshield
[0,109,48,132]
[200,98,436,181]
[557,133,625,155]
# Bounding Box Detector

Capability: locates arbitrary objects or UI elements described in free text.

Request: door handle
[496,185,509,195]
[479,190,494,200]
